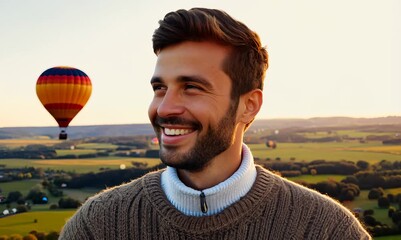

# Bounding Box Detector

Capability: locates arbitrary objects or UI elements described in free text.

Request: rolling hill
[1,116,400,139]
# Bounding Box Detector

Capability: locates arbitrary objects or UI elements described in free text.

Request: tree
[339,189,355,201]
[313,181,340,198]
[30,232,45,240]
[7,191,23,203]
[8,234,23,240]
[387,193,395,203]
[363,209,374,216]
[45,232,59,240]
[356,160,369,170]
[388,207,396,218]
[49,204,58,210]
[391,210,401,224]
[58,197,81,209]
[368,188,384,200]
[16,205,29,213]
[341,176,358,185]
[23,234,38,240]
[378,197,390,208]
[26,186,48,204]
[363,215,378,227]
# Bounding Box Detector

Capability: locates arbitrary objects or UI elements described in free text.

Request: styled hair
[152,8,268,104]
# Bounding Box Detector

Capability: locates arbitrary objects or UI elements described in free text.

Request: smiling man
[149,41,246,190]
[60,8,371,239]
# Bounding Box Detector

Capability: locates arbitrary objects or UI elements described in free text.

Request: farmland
[0,122,401,238]
[0,210,75,236]
[250,142,401,164]
[0,157,160,173]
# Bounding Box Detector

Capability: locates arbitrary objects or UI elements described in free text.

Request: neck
[177,140,243,190]
[161,143,257,216]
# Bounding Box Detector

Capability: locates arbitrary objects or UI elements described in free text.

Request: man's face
[148,41,238,172]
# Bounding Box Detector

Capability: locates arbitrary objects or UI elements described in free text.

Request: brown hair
[152,8,268,105]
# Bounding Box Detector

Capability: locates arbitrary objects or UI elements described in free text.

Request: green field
[376,236,401,240]
[249,142,401,164]
[0,139,59,148]
[299,130,396,139]
[0,179,43,197]
[55,149,98,156]
[343,189,401,227]
[287,174,346,183]
[75,143,119,150]
[1,136,401,238]
[0,181,99,213]
[0,210,75,236]
[0,157,161,173]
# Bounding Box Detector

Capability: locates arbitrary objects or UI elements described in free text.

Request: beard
[153,103,237,172]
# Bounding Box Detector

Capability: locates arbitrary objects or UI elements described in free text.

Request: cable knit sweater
[59,166,371,239]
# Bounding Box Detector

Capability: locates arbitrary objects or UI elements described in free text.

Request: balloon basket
[59,131,68,140]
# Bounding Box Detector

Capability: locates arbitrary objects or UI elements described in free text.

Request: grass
[75,143,119,150]
[0,157,161,173]
[249,142,401,164]
[299,130,396,139]
[0,180,99,213]
[0,210,75,236]
[62,188,100,202]
[0,139,59,149]
[375,236,401,240]
[1,134,401,238]
[56,149,98,156]
[285,175,401,238]
[349,145,401,155]
[342,189,401,227]
[286,174,346,183]
[0,179,43,196]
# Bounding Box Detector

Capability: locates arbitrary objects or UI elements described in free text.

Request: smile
[164,128,194,136]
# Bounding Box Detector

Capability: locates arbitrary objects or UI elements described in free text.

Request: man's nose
[157,90,185,117]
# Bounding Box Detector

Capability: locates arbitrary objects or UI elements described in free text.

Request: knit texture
[59,166,371,240]
[161,143,257,216]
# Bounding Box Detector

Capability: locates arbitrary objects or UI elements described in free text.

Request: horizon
[1,115,400,129]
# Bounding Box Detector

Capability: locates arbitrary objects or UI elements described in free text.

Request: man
[60,8,371,239]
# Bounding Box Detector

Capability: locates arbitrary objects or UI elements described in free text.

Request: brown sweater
[59,166,371,239]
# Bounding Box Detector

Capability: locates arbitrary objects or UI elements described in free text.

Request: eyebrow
[150,75,214,90]
[150,76,162,84]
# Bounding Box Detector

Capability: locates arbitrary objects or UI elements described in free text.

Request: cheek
[148,100,159,120]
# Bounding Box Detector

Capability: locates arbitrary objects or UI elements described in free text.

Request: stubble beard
[156,104,237,172]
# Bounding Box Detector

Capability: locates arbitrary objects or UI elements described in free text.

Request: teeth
[165,128,191,136]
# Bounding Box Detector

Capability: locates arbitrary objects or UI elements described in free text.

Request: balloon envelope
[36,66,92,129]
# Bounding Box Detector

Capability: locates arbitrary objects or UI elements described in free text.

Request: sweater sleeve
[279,174,372,240]
[330,214,372,240]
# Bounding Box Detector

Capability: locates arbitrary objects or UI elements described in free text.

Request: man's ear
[238,89,263,125]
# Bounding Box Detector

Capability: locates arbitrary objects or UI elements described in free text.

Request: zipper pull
[200,191,208,214]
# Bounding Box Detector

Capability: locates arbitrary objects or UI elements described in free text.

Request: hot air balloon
[36,66,92,140]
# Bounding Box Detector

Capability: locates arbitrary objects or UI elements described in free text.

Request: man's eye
[152,85,166,91]
[185,84,201,90]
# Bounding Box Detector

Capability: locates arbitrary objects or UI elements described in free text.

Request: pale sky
[0,0,400,128]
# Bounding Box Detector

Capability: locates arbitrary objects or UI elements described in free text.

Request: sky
[0,0,400,128]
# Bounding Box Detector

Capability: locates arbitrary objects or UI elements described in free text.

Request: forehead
[153,41,231,83]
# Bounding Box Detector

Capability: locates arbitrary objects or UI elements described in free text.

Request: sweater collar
[161,143,257,216]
